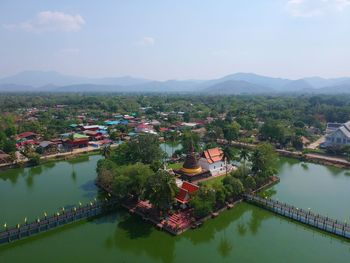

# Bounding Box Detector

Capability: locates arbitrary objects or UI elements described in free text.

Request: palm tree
[222,146,233,175]
[250,149,262,175]
[239,149,249,166]
[101,145,112,159]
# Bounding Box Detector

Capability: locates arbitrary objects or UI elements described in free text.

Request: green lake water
[0,155,349,262]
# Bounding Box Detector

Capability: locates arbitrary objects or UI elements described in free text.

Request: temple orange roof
[201,147,224,164]
[175,181,199,204]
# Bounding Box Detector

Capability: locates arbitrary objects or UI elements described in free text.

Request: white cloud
[3,11,85,32]
[286,0,350,17]
[133,36,155,46]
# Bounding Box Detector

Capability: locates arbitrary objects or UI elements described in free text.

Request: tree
[243,176,256,192]
[181,131,200,153]
[190,185,216,218]
[250,143,277,180]
[150,160,162,172]
[213,183,226,206]
[96,159,118,188]
[239,149,249,166]
[2,139,16,154]
[109,131,120,141]
[183,112,190,122]
[232,165,250,179]
[101,145,112,159]
[28,153,41,166]
[260,120,287,145]
[111,134,164,165]
[223,176,244,199]
[223,121,240,142]
[222,146,235,175]
[113,163,153,200]
[144,169,178,212]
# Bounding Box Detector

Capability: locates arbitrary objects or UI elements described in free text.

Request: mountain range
[0,70,350,94]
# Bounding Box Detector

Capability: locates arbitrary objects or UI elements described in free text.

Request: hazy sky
[1,0,350,80]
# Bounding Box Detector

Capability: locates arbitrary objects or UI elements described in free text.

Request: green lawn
[168,163,182,169]
[201,175,227,187]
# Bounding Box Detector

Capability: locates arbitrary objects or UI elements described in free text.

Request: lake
[0,155,349,263]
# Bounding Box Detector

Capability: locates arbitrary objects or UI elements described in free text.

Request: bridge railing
[0,198,118,245]
[244,194,350,239]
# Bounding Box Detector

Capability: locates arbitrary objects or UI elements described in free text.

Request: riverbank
[218,140,350,169]
[0,144,118,171]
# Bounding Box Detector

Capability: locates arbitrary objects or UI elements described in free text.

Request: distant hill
[302,77,350,89]
[316,83,350,94]
[0,70,150,87]
[219,72,290,90]
[201,80,273,95]
[1,70,350,94]
[281,79,314,92]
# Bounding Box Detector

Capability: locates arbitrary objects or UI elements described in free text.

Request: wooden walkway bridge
[244,194,350,239]
[0,198,118,245]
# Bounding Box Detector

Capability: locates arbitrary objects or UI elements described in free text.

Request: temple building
[175,181,199,208]
[198,147,233,176]
[174,149,211,182]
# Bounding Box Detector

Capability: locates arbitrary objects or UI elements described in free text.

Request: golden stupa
[181,151,202,174]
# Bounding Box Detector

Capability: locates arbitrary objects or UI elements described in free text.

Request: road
[307,136,325,150]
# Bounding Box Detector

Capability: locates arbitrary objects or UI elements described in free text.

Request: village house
[63,133,90,149]
[325,121,350,147]
[83,130,105,141]
[16,132,39,149]
[16,132,38,141]
[135,123,156,134]
[326,123,343,135]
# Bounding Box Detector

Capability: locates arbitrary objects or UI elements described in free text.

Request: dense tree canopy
[144,169,178,212]
[110,134,165,165]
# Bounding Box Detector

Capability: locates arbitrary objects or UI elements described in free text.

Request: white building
[325,121,350,147]
[198,148,232,176]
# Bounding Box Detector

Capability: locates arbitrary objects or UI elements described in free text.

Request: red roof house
[17,132,37,140]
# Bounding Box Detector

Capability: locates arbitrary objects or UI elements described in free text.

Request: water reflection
[67,155,90,165]
[42,161,56,169]
[71,170,77,183]
[80,180,98,199]
[236,222,247,236]
[111,214,176,263]
[218,231,233,258]
[26,175,34,189]
[324,165,344,176]
[28,165,43,177]
[0,167,25,184]
[117,215,153,239]
[248,208,273,235]
[301,163,309,170]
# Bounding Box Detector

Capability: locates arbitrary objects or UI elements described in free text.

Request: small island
[96,133,278,235]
